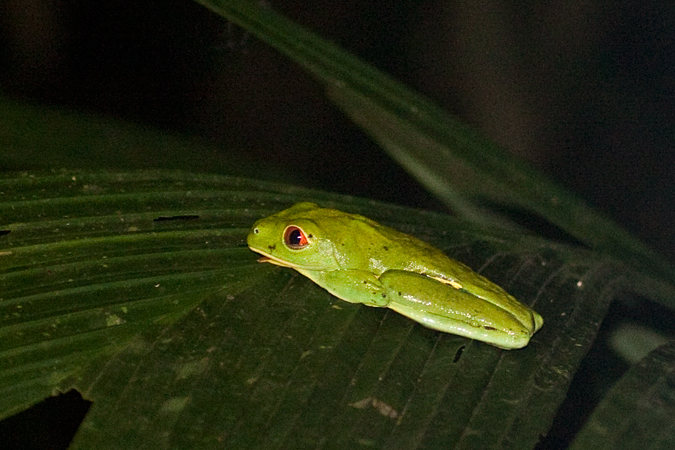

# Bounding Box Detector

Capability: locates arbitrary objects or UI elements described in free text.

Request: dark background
[2,0,673,261]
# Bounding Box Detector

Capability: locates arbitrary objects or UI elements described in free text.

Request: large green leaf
[570,340,675,450]
[191,0,675,308]
[0,2,672,449]
[1,170,622,449]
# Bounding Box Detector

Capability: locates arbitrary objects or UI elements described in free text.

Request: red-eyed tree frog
[247,202,543,349]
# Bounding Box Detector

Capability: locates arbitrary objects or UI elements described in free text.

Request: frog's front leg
[378,270,537,349]
[296,269,391,307]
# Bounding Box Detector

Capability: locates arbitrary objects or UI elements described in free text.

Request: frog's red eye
[284,226,309,249]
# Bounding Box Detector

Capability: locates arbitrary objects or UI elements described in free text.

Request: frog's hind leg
[378,270,534,349]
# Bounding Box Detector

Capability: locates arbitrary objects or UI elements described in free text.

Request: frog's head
[247,203,340,271]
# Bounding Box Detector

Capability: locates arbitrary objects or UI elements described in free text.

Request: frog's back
[380,225,475,272]
[345,214,466,276]
[306,206,478,280]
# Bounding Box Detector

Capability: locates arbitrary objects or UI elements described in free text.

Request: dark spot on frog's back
[268,244,276,250]
[484,326,497,331]
[383,246,389,251]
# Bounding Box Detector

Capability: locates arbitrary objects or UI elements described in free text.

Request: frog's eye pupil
[284,226,309,249]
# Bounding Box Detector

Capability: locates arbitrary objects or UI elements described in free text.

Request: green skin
[247,202,543,349]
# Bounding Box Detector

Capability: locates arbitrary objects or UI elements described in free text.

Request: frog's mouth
[249,247,314,270]
[256,255,292,267]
